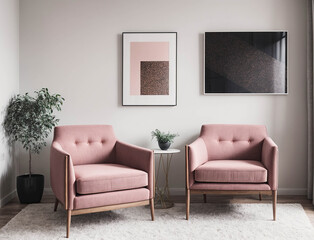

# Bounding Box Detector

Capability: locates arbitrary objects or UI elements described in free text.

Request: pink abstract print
[130,42,169,95]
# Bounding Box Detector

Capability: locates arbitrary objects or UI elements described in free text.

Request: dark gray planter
[16,174,44,203]
[158,141,171,150]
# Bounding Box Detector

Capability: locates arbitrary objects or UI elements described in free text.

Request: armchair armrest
[115,141,154,198]
[188,137,208,172]
[186,137,208,188]
[262,137,279,190]
[50,142,76,210]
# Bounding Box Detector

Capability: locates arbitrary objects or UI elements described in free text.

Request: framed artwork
[204,31,288,94]
[122,32,177,106]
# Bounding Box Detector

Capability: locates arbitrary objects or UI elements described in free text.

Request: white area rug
[0,203,313,240]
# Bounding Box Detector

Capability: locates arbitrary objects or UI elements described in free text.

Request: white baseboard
[42,187,308,197]
[0,188,53,207]
[277,188,307,195]
[44,187,53,194]
[0,190,16,207]
[169,188,185,196]
[169,188,307,196]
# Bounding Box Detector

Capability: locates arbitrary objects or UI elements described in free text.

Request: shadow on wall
[199,33,204,95]
[117,34,122,107]
[0,100,18,204]
[0,131,16,203]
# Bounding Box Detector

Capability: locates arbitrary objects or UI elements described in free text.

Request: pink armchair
[186,124,278,220]
[50,125,154,238]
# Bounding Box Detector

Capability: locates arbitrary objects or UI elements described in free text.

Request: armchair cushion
[74,164,148,195]
[195,160,267,183]
[200,124,267,161]
[53,125,116,165]
[115,141,154,198]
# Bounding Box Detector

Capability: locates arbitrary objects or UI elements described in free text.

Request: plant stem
[28,148,32,177]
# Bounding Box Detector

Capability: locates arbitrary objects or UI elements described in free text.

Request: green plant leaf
[2,88,65,174]
[151,129,179,143]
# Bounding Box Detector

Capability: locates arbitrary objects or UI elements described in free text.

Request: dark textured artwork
[140,61,169,95]
[205,32,287,94]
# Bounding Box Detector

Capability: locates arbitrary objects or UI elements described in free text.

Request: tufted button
[101,139,106,144]
[74,141,78,145]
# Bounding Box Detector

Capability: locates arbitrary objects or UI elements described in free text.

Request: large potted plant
[3,88,64,203]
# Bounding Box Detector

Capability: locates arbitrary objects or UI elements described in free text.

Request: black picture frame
[204,31,288,94]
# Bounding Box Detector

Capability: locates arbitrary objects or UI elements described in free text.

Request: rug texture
[0,203,313,240]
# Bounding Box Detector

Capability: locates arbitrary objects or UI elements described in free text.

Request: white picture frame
[122,32,177,106]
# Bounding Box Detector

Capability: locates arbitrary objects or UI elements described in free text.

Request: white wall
[0,0,19,206]
[19,0,307,195]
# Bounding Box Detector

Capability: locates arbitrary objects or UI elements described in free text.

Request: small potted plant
[151,129,179,150]
[3,88,64,203]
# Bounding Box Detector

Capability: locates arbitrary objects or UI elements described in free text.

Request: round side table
[153,149,180,209]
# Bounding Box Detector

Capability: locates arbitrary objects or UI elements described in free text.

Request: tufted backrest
[53,125,116,165]
[200,124,267,161]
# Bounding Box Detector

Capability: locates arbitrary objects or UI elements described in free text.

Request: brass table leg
[154,153,174,208]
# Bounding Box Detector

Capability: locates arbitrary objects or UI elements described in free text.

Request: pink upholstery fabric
[53,125,116,165]
[262,137,279,190]
[50,125,153,211]
[115,141,154,198]
[195,160,267,183]
[74,188,149,210]
[50,142,76,210]
[187,124,278,192]
[191,183,271,191]
[187,138,208,188]
[74,164,148,195]
[200,124,267,161]
[188,138,208,172]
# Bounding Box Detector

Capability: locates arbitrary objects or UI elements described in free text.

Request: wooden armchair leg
[272,190,277,221]
[66,210,71,238]
[186,189,190,220]
[203,194,207,203]
[54,198,59,212]
[149,198,155,221]
[259,193,262,201]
